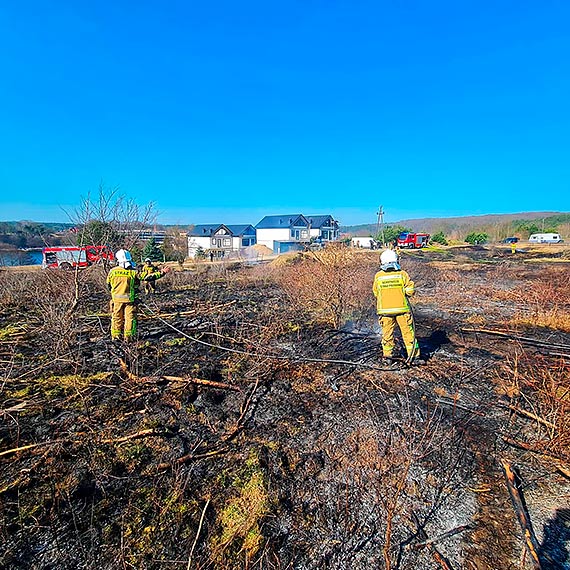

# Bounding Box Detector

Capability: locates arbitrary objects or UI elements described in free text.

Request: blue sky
[1,0,569,226]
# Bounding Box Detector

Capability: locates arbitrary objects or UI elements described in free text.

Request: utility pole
[376,206,386,246]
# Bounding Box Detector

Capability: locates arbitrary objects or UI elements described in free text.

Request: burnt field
[1,246,569,570]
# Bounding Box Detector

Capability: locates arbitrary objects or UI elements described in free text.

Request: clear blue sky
[1,0,569,226]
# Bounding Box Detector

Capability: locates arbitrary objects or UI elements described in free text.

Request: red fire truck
[42,246,114,269]
[396,232,430,249]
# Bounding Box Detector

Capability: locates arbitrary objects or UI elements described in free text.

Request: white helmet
[115,249,135,269]
[380,249,398,265]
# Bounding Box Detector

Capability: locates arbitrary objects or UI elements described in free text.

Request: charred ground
[1,245,569,570]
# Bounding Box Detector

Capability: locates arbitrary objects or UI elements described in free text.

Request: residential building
[307,215,340,242]
[255,214,339,253]
[255,214,311,254]
[187,224,256,258]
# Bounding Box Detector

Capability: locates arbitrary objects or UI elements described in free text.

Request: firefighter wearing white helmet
[373,249,420,362]
[106,249,140,341]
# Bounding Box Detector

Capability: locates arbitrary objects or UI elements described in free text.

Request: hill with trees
[342,211,570,242]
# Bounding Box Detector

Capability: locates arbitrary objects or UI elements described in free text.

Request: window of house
[301,230,308,239]
[211,238,217,247]
[223,238,231,247]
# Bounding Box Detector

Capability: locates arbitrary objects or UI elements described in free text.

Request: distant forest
[1,212,569,250]
[342,211,570,242]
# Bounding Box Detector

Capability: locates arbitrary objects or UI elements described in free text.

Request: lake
[0,249,43,267]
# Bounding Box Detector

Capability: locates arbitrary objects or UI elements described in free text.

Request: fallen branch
[460,328,570,351]
[412,524,472,550]
[500,460,542,570]
[0,402,27,415]
[434,397,485,416]
[0,439,67,458]
[102,428,172,444]
[156,448,226,471]
[162,375,240,391]
[187,498,210,570]
[411,512,454,570]
[502,436,569,465]
[118,359,239,391]
[500,403,556,430]
[222,377,261,442]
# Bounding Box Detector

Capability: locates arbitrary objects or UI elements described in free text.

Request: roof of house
[306,215,336,228]
[189,224,221,236]
[188,224,255,237]
[256,215,309,229]
[225,224,255,235]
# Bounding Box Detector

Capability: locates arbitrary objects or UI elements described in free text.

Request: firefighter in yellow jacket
[373,249,421,363]
[107,249,140,341]
[140,258,161,294]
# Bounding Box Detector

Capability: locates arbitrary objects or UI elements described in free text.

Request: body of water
[0,250,43,266]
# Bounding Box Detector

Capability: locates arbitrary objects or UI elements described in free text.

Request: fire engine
[42,246,114,269]
[396,232,430,249]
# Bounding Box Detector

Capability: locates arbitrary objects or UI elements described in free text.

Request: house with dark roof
[187,224,256,259]
[255,214,338,253]
[306,215,339,242]
[255,214,311,254]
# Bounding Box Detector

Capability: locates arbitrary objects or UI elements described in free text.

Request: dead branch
[556,464,570,479]
[102,428,172,444]
[187,497,210,570]
[118,358,240,391]
[162,375,240,391]
[434,397,486,416]
[498,403,556,430]
[0,439,67,458]
[0,402,27,414]
[410,512,455,570]
[411,524,472,550]
[222,377,261,442]
[502,436,569,464]
[156,448,226,471]
[500,460,542,570]
[461,328,570,353]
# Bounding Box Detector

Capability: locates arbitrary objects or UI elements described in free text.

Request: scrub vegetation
[1,243,569,569]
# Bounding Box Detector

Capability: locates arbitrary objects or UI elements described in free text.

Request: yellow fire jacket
[106,267,140,304]
[140,264,162,282]
[372,268,415,315]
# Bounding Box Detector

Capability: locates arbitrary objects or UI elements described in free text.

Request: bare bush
[498,353,570,461]
[66,182,157,253]
[275,245,375,328]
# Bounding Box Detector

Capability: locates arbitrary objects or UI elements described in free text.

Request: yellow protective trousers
[111,301,137,340]
[380,313,419,358]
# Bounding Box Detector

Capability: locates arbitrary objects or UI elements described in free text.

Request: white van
[528,233,564,244]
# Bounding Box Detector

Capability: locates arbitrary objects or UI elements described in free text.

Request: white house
[255,214,340,253]
[187,224,256,259]
[255,214,311,254]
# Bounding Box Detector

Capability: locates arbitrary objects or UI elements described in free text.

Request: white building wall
[256,228,291,250]
[351,236,375,248]
[187,236,213,258]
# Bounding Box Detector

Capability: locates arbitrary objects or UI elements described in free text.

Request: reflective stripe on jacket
[372,269,415,315]
[106,267,139,303]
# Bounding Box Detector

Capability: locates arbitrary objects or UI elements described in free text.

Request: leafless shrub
[498,353,570,461]
[66,182,157,254]
[275,244,375,329]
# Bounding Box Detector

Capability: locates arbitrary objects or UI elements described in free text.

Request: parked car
[502,237,519,244]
